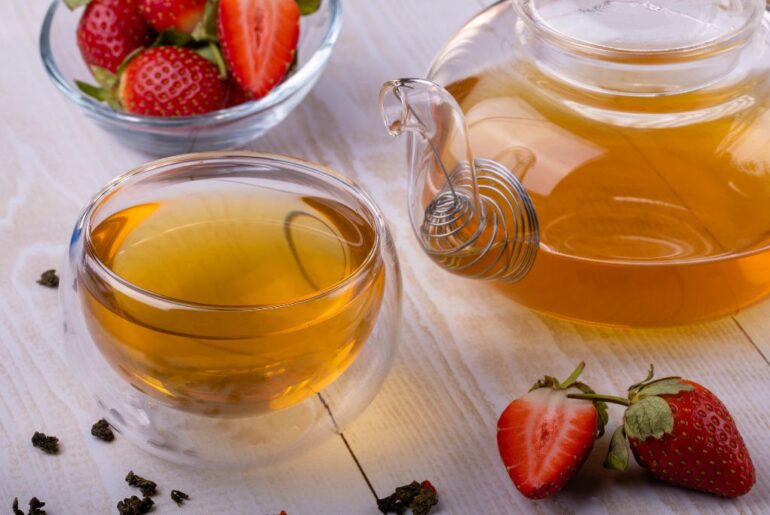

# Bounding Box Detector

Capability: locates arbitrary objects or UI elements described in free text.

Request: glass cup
[61,152,401,467]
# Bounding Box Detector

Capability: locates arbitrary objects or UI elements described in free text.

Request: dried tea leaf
[377,481,421,514]
[376,480,438,515]
[36,270,59,288]
[31,432,59,454]
[28,497,46,515]
[170,490,189,506]
[410,481,438,515]
[410,493,437,515]
[12,498,23,515]
[126,471,158,497]
[91,419,115,442]
[117,496,153,515]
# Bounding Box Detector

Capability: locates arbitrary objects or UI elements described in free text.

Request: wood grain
[2,0,769,514]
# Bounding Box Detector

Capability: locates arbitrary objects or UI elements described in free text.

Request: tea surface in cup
[81,182,385,416]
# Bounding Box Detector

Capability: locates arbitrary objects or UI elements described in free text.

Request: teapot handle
[379,78,539,282]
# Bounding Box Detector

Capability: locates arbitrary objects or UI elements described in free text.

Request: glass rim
[39,0,342,127]
[512,0,765,63]
[79,151,385,312]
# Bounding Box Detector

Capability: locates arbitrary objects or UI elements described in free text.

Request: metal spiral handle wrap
[420,158,539,282]
[379,78,539,283]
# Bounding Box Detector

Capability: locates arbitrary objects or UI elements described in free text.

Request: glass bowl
[61,152,401,467]
[40,1,342,156]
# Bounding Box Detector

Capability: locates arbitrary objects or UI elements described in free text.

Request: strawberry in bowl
[40,0,341,154]
[139,0,207,34]
[75,0,154,73]
[71,0,304,115]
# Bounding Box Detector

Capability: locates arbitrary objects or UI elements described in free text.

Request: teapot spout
[379,78,539,282]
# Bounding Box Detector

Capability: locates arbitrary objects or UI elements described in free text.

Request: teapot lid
[428,0,766,96]
[513,0,762,55]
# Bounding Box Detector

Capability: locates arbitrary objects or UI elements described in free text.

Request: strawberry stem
[567,393,631,407]
[559,361,585,389]
[627,364,655,391]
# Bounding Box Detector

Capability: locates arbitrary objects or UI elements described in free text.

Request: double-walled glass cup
[62,152,401,467]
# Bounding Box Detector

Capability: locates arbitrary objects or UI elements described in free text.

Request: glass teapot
[380,0,770,327]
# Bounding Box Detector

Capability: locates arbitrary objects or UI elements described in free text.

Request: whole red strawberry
[571,366,755,497]
[497,363,607,499]
[74,0,154,73]
[138,0,207,34]
[217,0,300,99]
[118,47,227,116]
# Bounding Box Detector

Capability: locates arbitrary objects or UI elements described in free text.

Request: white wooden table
[2,1,770,513]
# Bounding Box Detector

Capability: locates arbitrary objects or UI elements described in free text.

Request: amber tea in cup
[77,155,386,417]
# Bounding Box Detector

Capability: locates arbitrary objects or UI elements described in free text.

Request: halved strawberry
[217,0,300,99]
[497,363,607,499]
[138,0,207,34]
[75,0,155,73]
[118,46,227,116]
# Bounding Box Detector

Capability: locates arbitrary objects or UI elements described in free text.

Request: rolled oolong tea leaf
[410,481,438,515]
[377,481,423,514]
[170,490,189,506]
[12,498,23,515]
[117,496,153,515]
[31,432,59,454]
[377,481,438,515]
[28,497,47,515]
[126,471,158,497]
[91,418,115,442]
[36,270,59,288]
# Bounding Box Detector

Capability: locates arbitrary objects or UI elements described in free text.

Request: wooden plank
[735,303,770,367]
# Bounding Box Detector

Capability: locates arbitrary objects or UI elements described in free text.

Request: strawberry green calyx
[76,47,145,110]
[623,396,673,440]
[530,362,609,437]
[116,47,145,75]
[196,43,228,79]
[64,0,91,10]
[76,66,120,109]
[296,0,321,15]
[604,426,628,471]
[192,0,220,42]
[190,0,229,79]
[152,29,193,48]
[567,365,694,471]
[623,366,694,441]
